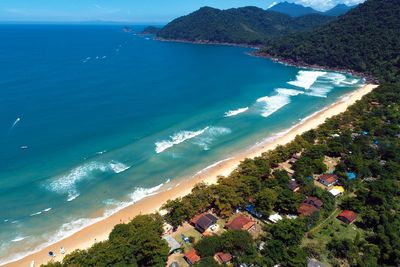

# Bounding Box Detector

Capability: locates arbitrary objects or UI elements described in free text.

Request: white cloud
[294,0,365,11]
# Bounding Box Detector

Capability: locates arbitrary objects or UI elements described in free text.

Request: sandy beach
[4,84,377,267]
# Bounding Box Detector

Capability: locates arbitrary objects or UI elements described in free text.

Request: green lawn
[302,209,364,266]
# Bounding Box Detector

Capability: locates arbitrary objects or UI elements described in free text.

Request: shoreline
[3,83,378,267]
[154,37,262,50]
[252,51,379,84]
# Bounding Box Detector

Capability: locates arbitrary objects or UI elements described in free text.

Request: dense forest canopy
[157,6,334,45]
[262,0,400,82]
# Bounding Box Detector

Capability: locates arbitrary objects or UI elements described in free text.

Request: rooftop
[337,210,357,224]
[226,215,255,231]
[184,249,201,265]
[298,203,318,216]
[215,252,233,264]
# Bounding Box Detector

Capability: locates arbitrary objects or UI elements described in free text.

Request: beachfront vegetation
[157,6,334,45]
[42,214,168,267]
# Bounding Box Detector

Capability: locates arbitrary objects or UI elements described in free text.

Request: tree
[254,188,278,216]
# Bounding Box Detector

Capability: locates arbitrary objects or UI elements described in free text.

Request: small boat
[20,146,28,150]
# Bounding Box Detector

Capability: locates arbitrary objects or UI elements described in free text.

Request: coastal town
[161,150,362,267]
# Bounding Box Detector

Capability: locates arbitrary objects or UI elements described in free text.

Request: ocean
[0,24,363,264]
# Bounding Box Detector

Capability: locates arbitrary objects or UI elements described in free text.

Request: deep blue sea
[0,24,363,264]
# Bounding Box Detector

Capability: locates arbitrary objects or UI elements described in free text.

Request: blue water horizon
[0,24,363,264]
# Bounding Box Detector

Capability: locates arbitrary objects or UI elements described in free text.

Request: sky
[0,0,366,23]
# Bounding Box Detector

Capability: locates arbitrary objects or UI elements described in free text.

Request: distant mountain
[269,1,320,17]
[268,1,357,17]
[157,6,334,45]
[324,4,357,16]
[263,0,400,82]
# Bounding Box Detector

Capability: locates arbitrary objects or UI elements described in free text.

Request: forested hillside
[262,0,400,82]
[157,6,334,45]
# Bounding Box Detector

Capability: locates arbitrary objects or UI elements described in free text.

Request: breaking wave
[305,72,361,98]
[44,161,131,201]
[256,88,304,117]
[224,107,249,117]
[192,127,232,151]
[155,127,209,153]
[288,70,327,90]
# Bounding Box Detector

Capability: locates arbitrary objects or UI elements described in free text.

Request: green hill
[157,6,334,45]
[262,0,400,83]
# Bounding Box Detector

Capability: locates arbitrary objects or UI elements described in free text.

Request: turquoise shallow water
[0,24,363,264]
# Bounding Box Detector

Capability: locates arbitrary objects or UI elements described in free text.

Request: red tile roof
[215,252,233,264]
[184,249,201,264]
[337,210,357,224]
[225,215,255,231]
[319,174,338,184]
[297,203,319,216]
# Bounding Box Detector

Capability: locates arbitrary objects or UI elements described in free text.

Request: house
[268,213,283,223]
[162,235,181,254]
[214,252,233,265]
[297,203,319,216]
[288,179,300,192]
[329,186,345,197]
[318,174,338,187]
[190,213,218,233]
[226,215,256,232]
[184,249,201,265]
[303,196,323,209]
[298,197,323,217]
[337,210,357,224]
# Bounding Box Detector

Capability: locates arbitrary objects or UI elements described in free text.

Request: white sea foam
[275,88,305,96]
[45,161,131,201]
[43,208,52,212]
[256,88,304,117]
[155,127,209,153]
[224,107,249,117]
[192,126,232,151]
[288,70,327,90]
[110,162,131,174]
[305,72,361,98]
